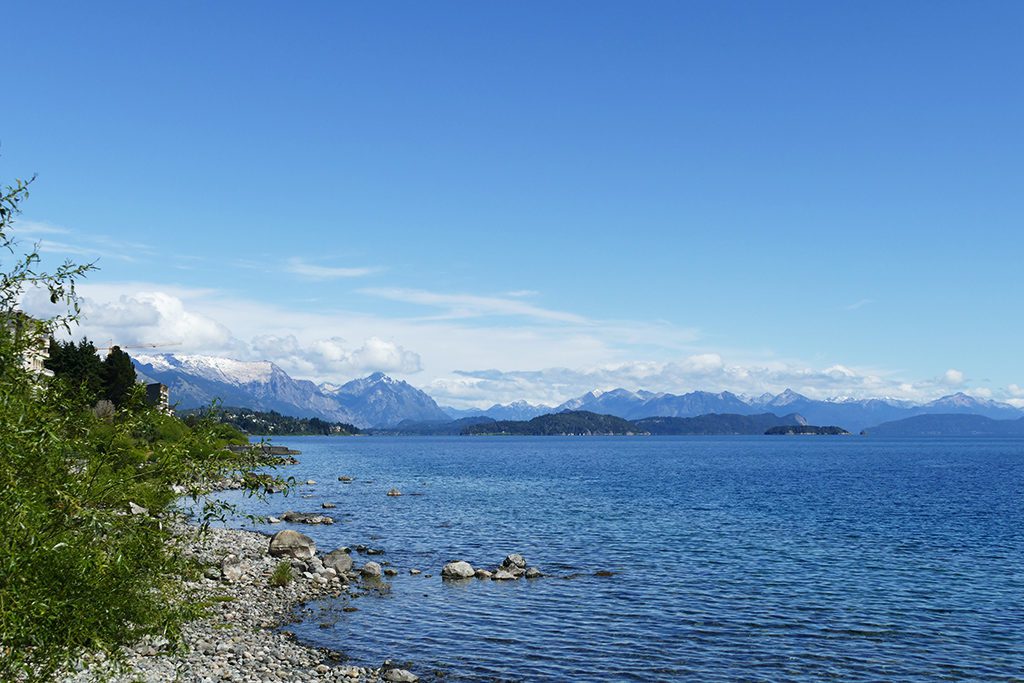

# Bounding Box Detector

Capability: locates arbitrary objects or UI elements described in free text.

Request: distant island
[862,413,1024,437]
[765,425,850,436]
[200,407,361,436]
[633,412,807,435]
[460,410,849,437]
[463,411,642,436]
[370,416,497,436]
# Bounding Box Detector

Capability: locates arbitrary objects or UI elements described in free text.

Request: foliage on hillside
[764,425,850,435]
[0,174,284,680]
[462,410,644,436]
[634,412,805,435]
[202,406,360,435]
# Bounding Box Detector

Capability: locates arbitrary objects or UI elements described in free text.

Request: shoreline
[60,521,416,683]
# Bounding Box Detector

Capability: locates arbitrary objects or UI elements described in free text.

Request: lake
[216,436,1024,681]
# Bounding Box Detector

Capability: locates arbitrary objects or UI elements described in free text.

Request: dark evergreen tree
[101,345,136,406]
[45,338,104,399]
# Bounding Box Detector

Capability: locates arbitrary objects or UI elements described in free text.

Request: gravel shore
[60,522,416,683]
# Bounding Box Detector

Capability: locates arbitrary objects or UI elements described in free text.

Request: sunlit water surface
[216,436,1024,682]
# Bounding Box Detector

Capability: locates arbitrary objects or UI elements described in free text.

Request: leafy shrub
[269,561,294,587]
[0,174,287,680]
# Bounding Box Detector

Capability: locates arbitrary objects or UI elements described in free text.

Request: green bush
[0,174,287,680]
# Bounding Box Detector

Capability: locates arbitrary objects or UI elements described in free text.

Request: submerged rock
[323,548,353,574]
[441,561,475,580]
[281,511,334,525]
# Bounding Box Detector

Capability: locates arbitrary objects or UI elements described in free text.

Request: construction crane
[95,341,181,352]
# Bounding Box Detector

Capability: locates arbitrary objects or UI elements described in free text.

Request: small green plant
[269,561,294,587]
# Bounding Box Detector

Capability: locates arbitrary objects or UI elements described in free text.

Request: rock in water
[360,561,383,578]
[441,561,475,580]
[474,569,493,579]
[321,502,336,509]
[220,553,244,582]
[525,567,543,579]
[382,669,418,683]
[268,530,316,560]
[387,488,402,497]
[323,548,353,573]
[492,569,516,580]
[502,553,526,569]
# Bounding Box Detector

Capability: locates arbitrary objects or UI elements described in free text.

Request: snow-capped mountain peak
[134,353,275,385]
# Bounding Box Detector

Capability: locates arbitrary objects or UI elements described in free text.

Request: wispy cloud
[38,239,136,262]
[360,287,589,324]
[13,220,71,236]
[12,219,156,263]
[286,257,380,280]
[845,298,873,311]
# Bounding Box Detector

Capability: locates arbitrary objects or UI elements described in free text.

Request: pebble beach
[61,522,418,683]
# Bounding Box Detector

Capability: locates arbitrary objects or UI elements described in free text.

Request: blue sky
[4,1,1023,406]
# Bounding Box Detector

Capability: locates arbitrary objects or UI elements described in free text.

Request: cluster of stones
[60,522,419,683]
[275,510,335,526]
[441,553,543,581]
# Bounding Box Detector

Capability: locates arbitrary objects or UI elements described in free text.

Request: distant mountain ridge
[133,353,1024,432]
[133,354,448,428]
[528,387,1022,433]
[863,413,1024,437]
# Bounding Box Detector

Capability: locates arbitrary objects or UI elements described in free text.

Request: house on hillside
[3,311,54,378]
[145,382,170,411]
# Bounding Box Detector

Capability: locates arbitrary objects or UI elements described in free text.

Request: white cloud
[943,368,965,386]
[12,220,71,236]
[29,279,1019,409]
[845,299,873,311]
[286,257,379,280]
[251,335,421,377]
[360,287,589,323]
[426,355,988,408]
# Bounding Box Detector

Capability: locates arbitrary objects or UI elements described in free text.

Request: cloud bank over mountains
[20,280,1021,409]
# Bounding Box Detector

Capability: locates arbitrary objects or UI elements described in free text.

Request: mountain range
[133,354,449,428]
[862,414,1024,437]
[133,353,1024,432]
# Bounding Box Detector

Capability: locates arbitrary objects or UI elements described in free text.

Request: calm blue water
[217,436,1024,681]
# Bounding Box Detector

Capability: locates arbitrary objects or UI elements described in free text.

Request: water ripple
[219,436,1024,682]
